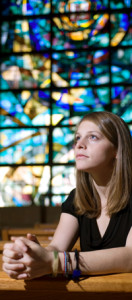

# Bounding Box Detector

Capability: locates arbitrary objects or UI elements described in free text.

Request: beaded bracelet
[72,249,81,280]
[52,250,59,277]
[64,251,71,278]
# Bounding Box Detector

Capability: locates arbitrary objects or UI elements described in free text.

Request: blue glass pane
[112,86,132,123]
[52,87,110,125]
[52,50,109,87]
[1,0,51,16]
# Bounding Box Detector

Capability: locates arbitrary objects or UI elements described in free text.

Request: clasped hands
[2,234,53,280]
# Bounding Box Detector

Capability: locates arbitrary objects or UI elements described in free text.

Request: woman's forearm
[58,247,132,276]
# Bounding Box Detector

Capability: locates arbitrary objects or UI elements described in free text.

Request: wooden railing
[1,225,80,249]
[0,241,132,300]
[1,227,55,242]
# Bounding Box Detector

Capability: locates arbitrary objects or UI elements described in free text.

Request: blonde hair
[74,111,132,218]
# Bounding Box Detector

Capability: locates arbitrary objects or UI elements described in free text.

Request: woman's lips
[76,154,88,159]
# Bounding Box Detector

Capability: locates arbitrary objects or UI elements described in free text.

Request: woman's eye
[89,135,98,140]
[75,136,80,143]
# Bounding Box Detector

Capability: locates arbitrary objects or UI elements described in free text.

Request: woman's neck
[93,179,110,206]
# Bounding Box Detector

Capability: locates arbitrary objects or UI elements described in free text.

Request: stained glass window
[0,0,132,207]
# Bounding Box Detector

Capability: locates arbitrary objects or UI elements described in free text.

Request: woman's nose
[77,138,86,149]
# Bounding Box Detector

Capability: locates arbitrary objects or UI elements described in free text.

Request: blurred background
[0,0,132,228]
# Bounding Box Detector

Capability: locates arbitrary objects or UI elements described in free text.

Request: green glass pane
[111,49,132,84]
[51,166,75,195]
[110,0,132,8]
[1,19,51,53]
[0,90,50,127]
[1,0,51,16]
[1,54,51,90]
[52,13,109,50]
[0,128,49,164]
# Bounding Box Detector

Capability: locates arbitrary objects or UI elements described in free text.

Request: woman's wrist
[58,252,77,277]
[51,250,82,279]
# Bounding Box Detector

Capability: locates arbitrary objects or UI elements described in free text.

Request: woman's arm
[67,226,132,275]
[46,213,79,251]
[2,213,79,279]
[60,227,132,276]
[2,217,132,280]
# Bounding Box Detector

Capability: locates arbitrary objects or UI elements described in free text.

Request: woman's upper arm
[126,227,132,247]
[48,213,79,251]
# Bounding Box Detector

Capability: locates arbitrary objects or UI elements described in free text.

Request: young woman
[2,111,132,280]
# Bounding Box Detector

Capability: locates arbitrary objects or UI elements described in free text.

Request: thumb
[26,233,40,245]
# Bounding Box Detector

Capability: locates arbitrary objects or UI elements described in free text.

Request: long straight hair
[74,111,132,218]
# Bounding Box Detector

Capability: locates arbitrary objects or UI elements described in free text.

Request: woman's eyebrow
[76,130,101,135]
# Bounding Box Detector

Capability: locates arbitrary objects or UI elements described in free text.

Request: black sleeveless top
[61,189,132,251]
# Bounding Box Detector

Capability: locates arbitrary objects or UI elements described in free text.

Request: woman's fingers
[2,263,28,280]
[11,237,28,252]
[3,262,25,271]
[3,242,23,252]
[3,248,23,260]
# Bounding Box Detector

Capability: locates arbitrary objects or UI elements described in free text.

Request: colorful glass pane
[0,128,49,164]
[110,0,132,9]
[52,87,110,125]
[1,19,51,53]
[1,0,51,16]
[1,54,51,90]
[112,86,132,123]
[52,50,109,87]
[53,127,75,163]
[52,0,109,13]
[52,13,109,50]
[111,13,132,47]
[0,166,50,206]
[0,90,50,127]
[51,166,75,195]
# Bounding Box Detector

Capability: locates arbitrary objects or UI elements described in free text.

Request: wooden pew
[1,227,56,243]
[1,227,80,250]
[34,222,57,229]
[0,249,132,300]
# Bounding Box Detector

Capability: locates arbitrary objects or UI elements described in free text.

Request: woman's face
[74,120,116,179]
